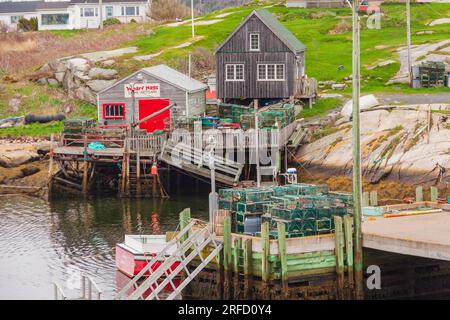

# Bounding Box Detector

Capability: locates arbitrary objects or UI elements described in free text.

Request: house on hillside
[286,0,345,8]
[215,9,307,102]
[97,64,208,133]
[0,0,149,31]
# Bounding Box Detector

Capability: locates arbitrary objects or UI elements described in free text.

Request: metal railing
[53,281,67,300]
[81,274,103,300]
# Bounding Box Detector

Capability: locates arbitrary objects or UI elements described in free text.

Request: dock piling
[243,238,253,299]
[431,186,438,202]
[277,222,289,299]
[334,216,345,299]
[344,214,354,298]
[416,186,423,202]
[223,216,232,299]
[261,221,270,299]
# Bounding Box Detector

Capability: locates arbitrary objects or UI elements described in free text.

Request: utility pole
[99,0,103,30]
[406,0,412,85]
[188,53,192,78]
[351,0,364,300]
[191,0,195,39]
[254,99,261,188]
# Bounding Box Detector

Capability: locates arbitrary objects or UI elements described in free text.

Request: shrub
[0,21,9,33]
[103,18,121,27]
[130,19,137,23]
[18,17,38,32]
[151,0,191,21]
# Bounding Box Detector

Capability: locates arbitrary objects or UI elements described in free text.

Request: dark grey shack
[215,9,306,100]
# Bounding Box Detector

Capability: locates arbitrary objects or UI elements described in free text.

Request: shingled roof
[216,9,306,54]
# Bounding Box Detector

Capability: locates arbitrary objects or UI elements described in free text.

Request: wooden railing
[125,134,167,154]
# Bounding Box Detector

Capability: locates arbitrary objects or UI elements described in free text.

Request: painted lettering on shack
[124,83,161,98]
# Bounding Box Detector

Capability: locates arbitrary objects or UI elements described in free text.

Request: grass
[0,121,63,138]
[298,98,343,118]
[117,2,450,92]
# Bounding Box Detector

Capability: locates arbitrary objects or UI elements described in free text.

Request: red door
[138,99,170,133]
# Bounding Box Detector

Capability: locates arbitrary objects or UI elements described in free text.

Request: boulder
[55,72,65,83]
[87,79,116,92]
[102,59,116,66]
[36,141,53,155]
[0,150,40,168]
[48,78,59,86]
[67,58,90,73]
[331,83,346,90]
[40,63,52,73]
[88,68,118,80]
[73,71,91,81]
[20,164,40,177]
[8,97,21,113]
[62,71,76,91]
[38,78,48,85]
[75,86,97,104]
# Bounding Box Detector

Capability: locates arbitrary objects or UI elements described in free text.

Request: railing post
[81,275,86,299]
[179,208,191,242]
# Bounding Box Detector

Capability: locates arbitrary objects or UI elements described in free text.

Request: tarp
[341,94,380,118]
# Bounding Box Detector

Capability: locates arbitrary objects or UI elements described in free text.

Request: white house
[0,0,150,31]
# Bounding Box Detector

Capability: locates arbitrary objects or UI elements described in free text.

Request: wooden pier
[49,120,299,198]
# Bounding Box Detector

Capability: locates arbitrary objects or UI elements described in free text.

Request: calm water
[0,195,208,300]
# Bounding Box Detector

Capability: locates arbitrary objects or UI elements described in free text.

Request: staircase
[160,140,244,186]
[116,219,223,300]
[53,274,102,300]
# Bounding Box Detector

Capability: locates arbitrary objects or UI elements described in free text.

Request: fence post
[416,186,423,202]
[430,186,438,202]
[277,222,289,298]
[223,216,232,299]
[261,221,270,299]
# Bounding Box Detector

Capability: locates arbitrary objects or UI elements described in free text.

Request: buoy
[151,164,157,175]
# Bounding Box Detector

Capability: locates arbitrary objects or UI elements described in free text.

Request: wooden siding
[98,72,206,128]
[216,14,304,100]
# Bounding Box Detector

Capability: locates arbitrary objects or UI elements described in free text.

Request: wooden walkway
[363,208,450,261]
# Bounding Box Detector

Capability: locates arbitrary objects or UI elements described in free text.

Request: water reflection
[0,195,208,300]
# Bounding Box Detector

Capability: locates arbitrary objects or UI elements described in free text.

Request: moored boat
[115,235,181,278]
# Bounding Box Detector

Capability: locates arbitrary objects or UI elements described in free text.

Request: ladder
[116,219,223,300]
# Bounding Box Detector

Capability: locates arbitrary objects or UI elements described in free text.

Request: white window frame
[10,15,23,24]
[257,64,285,81]
[106,6,114,18]
[249,33,260,52]
[121,6,139,16]
[225,64,245,82]
[81,7,98,17]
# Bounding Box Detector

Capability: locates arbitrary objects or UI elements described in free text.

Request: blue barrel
[244,217,261,234]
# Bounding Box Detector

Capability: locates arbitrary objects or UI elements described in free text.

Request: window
[225,64,244,81]
[81,8,98,17]
[257,64,285,81]
[103,103,125,119]
[249,33,260,51]
[106,6,113,18]
[41,14,69,25]
[10,15,23,24]
[121,6,139,16]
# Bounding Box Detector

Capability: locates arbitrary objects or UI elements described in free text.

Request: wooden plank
[261,221,270,298]
[334,216,344,299]
[430,186,438,202]
[370,191,378,207]
[277,222,288,298]
[179,208,191,242]
[243,238,253,299]
[416,186,423,202]
[223,216,232,299]
[344,214,354,296]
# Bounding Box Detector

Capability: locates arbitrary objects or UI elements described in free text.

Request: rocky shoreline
[0,139,56,198]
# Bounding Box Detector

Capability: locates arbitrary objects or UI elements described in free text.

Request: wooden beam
[344,214,354,298]
[223,216,232,299]
[261,221,270,299]
[416,186,423,202]
[243,238,253,299]
[334,215,345,299]
[277,221,289,299]
[370,191,378,206]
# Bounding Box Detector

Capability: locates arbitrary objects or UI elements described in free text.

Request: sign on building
[124,83,161,98]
